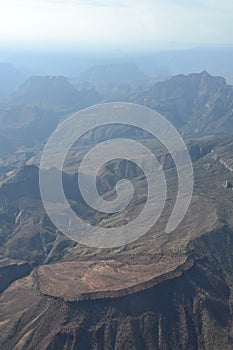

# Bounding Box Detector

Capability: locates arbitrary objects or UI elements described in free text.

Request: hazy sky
[0,0,232,47]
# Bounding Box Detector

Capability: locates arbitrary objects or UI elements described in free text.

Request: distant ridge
[10,75,101,110]
[80,62,146,84]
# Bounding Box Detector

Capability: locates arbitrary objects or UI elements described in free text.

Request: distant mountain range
[2,46,233,79]
[0,71,233,156]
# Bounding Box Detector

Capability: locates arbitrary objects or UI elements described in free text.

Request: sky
[0,0,233,48]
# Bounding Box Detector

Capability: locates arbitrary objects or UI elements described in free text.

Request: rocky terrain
[0,132,233,348]
[0,72,233,349]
